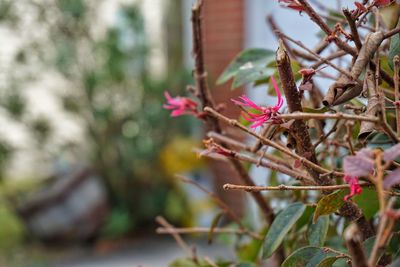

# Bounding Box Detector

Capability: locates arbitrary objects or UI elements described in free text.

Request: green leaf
[296,205,315,230]
[313,190,347,223]
[232,66,275,89]
[389,22,400,71]
[216,48,275,85]
[282,246,339,267]
[353,188,379,219]
[208,212,224,244]
[262,202,306,259]
[308,215,329,247]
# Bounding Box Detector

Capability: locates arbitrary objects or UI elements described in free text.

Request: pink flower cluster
[163,91,198,117]
[231,76,284,128]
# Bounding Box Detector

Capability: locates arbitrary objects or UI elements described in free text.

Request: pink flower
[343,175,362,201]
[163,91,198,117]
[231,76,284,128]
[278,0,305,11]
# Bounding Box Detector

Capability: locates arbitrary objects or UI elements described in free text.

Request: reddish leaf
[383,168,400,189]
[343,155,374,177]
[383,144,400,162]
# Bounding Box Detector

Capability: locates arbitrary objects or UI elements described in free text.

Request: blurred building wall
[182,0,247,217]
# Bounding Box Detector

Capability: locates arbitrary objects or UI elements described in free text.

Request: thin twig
[157,227,261,238]
[343,8,362,51]
[204,107,343,176]
[199,144,314,184]
[155,216,192,256]
[207,132,293,169]
[314,119,341,149]
[175,174,260,240]
[368,198,397,266]
[223,183,400,196]
[279,32,358,81]
[310,50,347,69]
[297,0,357,56]
[277,112,378,122]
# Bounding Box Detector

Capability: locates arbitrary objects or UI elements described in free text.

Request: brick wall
[202,0,246,217]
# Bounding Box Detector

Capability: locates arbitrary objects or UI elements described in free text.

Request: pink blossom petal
[343,175,362,201]
[164,91,198,117]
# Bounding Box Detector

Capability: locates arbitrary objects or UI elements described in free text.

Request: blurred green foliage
[0,0,198,237]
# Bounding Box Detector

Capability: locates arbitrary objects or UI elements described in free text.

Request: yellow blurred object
[159,137,204,178]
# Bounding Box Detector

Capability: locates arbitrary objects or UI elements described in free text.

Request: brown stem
[383,26,400,39]
[191,0,220,133]
[276,40,329,185]
[277,112,378,122]
[223,183,400,196]
[344,224,369,267]
[297,0,357,56]
[343,8,363,51]
[224,183,368,192]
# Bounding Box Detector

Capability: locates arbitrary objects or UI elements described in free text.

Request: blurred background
[0,0,341,266]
